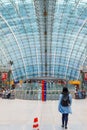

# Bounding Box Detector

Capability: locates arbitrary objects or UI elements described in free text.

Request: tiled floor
[0,98,87,130]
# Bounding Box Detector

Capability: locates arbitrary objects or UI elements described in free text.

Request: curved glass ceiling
[0,0,87,81]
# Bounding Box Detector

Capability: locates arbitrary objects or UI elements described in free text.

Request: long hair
[62,87,69,94]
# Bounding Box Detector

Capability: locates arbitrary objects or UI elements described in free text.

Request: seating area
[75,90,86,99]
[1,89,15,99]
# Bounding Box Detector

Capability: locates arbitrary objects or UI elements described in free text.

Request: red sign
[84,73,87,81]
[2,73,8,81]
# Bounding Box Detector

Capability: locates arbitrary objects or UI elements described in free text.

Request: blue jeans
[62,113,68,126]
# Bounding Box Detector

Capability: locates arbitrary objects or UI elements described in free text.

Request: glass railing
[15,89,75,100]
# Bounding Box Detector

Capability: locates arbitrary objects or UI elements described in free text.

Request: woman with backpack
[58,87,72,129]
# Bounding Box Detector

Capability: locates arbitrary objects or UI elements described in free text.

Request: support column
[41,80,46,101]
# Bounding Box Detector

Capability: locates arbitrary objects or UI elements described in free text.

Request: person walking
[58,87,72,129]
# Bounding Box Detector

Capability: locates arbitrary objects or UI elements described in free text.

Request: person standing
[58,87,72,129]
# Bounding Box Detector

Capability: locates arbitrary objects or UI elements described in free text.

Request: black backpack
[61,94,70,107]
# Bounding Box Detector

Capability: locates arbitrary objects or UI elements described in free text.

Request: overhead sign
[69,80,81,85]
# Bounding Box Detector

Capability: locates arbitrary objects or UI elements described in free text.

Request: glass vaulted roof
[0,0,87,81]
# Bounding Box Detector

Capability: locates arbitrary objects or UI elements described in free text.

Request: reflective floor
[0,98,87,130]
